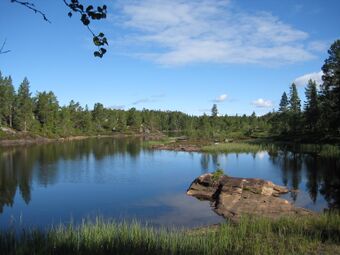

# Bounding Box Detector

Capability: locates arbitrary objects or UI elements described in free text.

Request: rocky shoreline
[187,173,312,222]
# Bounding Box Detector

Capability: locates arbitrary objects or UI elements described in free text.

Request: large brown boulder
[187,173,312,221]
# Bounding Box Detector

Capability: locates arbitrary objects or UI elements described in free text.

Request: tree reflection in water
[268,150,340,209]
[0,140,339,214]
[0,138,142,213]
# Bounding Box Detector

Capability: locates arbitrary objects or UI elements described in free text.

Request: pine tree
[320,39,340,134]
[304,79,319,132]
[211,104,218,117]
[14,78,34,131]
[289,83,301,113]
[279,92,289,112]
[92,103,106,131]
[127,107,141,128]
[0,75,15,127]
[288,83,301,134]
[34,91,59,133]
[79,105,93,133]
[58,106,73,136]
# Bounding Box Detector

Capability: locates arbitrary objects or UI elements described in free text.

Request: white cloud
[294,71,323,86]
[252,98,273,108]
[307,41,328,52]
[213,94,228,102]
[113,0,317,66]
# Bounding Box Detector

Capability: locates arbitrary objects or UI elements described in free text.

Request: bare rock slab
[187,173,312,221]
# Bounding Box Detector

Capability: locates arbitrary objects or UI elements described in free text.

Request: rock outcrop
[187,173,312,221]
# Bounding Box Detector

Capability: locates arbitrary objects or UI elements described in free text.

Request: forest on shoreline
[1,40,339,143]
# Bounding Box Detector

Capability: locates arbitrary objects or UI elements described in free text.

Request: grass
[201,142,265,153]
[201,141,340,158]
[211,169,224,182]
[143,138,176,148]
[299,144,340,158]
[1,213,339,255]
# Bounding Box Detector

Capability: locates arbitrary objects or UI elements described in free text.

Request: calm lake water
[0,138,339,229]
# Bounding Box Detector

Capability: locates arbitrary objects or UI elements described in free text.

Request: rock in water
[187,173,312,221]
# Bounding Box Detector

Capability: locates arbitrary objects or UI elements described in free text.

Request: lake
[0,138,339,229]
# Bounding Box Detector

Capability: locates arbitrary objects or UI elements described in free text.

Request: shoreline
[0,132,166,147]
[2,135,340,159]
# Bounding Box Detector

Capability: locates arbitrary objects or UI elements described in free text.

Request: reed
[201,142,265,153]
[1,213,339,255]
[143,138,175,147]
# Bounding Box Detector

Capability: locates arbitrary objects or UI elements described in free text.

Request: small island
[187,173,312,221]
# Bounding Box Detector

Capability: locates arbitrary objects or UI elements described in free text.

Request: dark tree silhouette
[10,0,108,57]
[0,39,10,54]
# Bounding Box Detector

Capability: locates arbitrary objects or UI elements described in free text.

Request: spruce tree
[34,91,59,133]
[289,83,301,113]
[304,79,319,132]
[92,103,106,130]
[14,78,34,131]
[211,104,218,117]
[79,105,93,133]
[0,75,15,127]
[288,83,301,134]
[320,39,340,134]
[279,92,289,112]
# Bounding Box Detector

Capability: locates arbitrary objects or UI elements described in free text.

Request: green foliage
[289,83,301,113]
[0,214,339,255]
[0,74,15,127]
[34,91,59,134]
[212,168,224,181]
[13,78,34,131]
[1,40,339,143]
[304,79,320,132]
[320,39,340,135]
[270,40,340,141]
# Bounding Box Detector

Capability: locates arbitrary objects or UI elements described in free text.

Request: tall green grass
[201,142,265,153]
[201,142,340,158]
[143,138,176,148]
[1,214,339,255]
[300,144,340,158]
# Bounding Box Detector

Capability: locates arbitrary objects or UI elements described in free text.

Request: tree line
[0,40,339,141]
[270,40,340,141]
[0,72,271,139]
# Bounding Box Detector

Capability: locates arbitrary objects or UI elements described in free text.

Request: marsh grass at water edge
[1,214,340,255]
[201,142,340,158]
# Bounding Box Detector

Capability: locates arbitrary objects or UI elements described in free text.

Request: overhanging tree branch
[0,39,11,54]
[62,0,108,58]
[11,0,51,23]
[9,0,108,58]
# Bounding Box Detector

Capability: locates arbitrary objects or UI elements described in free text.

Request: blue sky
[0,0,339,115]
